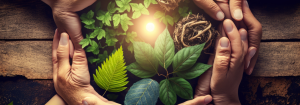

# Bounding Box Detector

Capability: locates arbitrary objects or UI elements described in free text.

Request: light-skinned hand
[179,95,212,105]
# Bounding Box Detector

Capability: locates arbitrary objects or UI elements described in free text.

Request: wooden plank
[0,0,55,39]
[250,1,300,40]
[0,41,53,79]
[252,42,300,76]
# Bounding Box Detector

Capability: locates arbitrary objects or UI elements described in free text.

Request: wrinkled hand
[52,30,119,105]
[179,95,212,105]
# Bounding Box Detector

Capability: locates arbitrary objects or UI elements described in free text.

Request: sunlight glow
[146,23,155,32]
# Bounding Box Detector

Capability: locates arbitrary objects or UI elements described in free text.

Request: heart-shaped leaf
[172,43,205,72]
[176,63,212,80]
[159,79,176,105]
[169,77,193,100]
[124,79,159,105]
[127,62,156,78]
[154,27,175,69]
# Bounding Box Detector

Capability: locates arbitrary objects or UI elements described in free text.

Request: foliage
[127,28,212,105]
[124,78,159,105]
[93,46,128,95]
[107,94,119,101]
[8,101,13,105]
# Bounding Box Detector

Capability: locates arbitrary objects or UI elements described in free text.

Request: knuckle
[72,50,87,65]
[232,0,243,7]
[52,56,58,64]
[206,1,219,11]
[215,56,230,68]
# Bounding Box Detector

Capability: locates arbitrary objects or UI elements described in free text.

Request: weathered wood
[252,42,300,76]
[0,41,53,79]
[0,0,55,39]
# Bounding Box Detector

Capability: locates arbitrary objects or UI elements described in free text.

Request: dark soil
[157,0,182,11]
[172,14,219,53]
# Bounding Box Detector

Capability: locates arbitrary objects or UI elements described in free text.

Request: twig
[189,23,211,40]
[180,21,204,47]
[102,90,107,96]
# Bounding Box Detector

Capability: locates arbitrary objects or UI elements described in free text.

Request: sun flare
[146,23,155,32]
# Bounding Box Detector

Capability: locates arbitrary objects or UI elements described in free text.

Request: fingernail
[220,37,229,48]
[245,0,249,7]
[249,49,256,59]
[234,9,243,20]
[247,61,250,69]
[82,100,88,105]
[216,11,224,20]
[59,33,68,46]
[224,20,233,33]
[204,96,212,104]
[241,30,247,41]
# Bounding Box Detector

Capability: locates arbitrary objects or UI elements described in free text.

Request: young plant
[126,28,212,105]
[93,46,129,96]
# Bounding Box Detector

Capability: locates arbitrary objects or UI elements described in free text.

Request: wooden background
[1,0,300,104]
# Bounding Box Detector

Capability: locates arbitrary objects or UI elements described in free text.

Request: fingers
[82,96,120,105]
[57,32,71,78]
[193,0,224,21]
[195,55,214,97]
[230,0,243,21]
[223,19,244,63]
[69,40,74,58]
[245,47,257,75]
[242,0,262,75]
[52,29,59,83]
[215,0,231,19]
[179,95,212,105]
[240,29,248,55]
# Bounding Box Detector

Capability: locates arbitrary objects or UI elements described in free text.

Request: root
[189,23,211,40]
[180,21,210,47]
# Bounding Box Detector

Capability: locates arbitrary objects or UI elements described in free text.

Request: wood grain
[0,41,53,79]
[252,42,300,76]
[0,0,55,39]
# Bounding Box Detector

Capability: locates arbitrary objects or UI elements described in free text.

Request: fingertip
[223,19,233,33]
[59,32,69,46]
[219,37,230,48]
[239,28,247,41]
[233,9,243,21]
[216,11,225,21]
[204,95,212,104]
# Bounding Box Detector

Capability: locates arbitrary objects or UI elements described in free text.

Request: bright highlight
[146,23,155,32]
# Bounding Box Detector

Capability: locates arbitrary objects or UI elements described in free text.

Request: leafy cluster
[93,46,129,95]
[126,28,212,105]
[79,0,157,64]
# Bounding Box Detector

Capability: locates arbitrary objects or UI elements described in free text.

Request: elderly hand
[52,29,119,105]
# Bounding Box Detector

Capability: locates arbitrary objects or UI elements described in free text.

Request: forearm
[45,94,66,105]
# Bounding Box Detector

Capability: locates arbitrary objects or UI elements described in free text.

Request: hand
[211,19,247,104]
[42,0,96,57]
[179,95,212,105]
[52,30,119,105]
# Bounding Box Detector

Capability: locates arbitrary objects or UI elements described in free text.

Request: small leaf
[87,10,94,19]
[93,46,128,92]
[107,94,118,101]
[154,28,174,69]
[79,38,90,48]
[88,57,100,64]
[130,3,149,19]
[172,43,206,72]
[120,13,133,32]
[128,43,134,53]
[166,15,174,26]
[144,0,157,8]
[116,0,131,12]
[97,29,106,40]
[107,2,117,14]
[169,77,193,100]
[92,47,100,55]
[133,42,158,73]
[154,11,164,19]
[86,40,98,52]
[124,79,159,105]
[125,31,137,43]
[80,13,95,25]
[84,24,95,29]
[97,11,112,26]
[159,79,176,105]
[106,36,118,46]
[172,12,180,23]
[179,7,189,17]
[127,62,156,78]
[176,63,212,80]
[113,14,121,27]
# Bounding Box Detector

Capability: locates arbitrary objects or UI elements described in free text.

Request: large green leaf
[127,62,156,78]
[124,79,159,105]
[159,79,176,105]
[93,46,128,92]
[80,10,95,25]
[133,42,158,73]
[169,77,193,100]
[172,43,205,72]
[176,63,212,80]
[154,28,175,69]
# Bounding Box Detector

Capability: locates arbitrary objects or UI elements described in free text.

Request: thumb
[57,32,71,77]
[82,95,120,105]
[212,37,231,82]
[179,95,212,105]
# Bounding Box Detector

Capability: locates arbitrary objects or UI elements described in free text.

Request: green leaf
[88,57,100,64]
[84,24,96,29]
[172,12,180,23]
[107,94,118,101]
[124,79,159,105]
[92,47,100,55]
[133,42,158,73]
[172,43,206,72]
[107,2,117,14]
[93,46,128,92]
[159,79,176,105]
[130,3,149,19]
[176,63,212,80]
[79,38,90,48]
[80,11,95,25]
[8,101,13,105]
[97,10,106,17]
[113,14,121,27]
[125,31,137,43]
[169,77,193,100]
[97,28,106,40]
[166,15,174,26]
[127,62,156,78]
[154,11,164,19]
[179,7,189,17]
[120,13,133,32]
[144,0,158,8]
[154,28,174,69]
[128,43,134,53]
[97,11,112,26]
[86,40,98,52]
[106,36,118,46]
[116,0,131,12]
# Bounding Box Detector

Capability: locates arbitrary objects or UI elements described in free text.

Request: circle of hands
[43,0,262,105]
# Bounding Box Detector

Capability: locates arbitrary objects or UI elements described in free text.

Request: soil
[172,14,219,53]
[157,0,182,11]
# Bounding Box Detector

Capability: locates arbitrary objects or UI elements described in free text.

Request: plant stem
[102,90,107,96]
